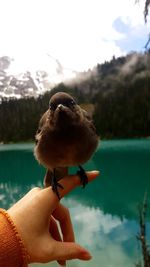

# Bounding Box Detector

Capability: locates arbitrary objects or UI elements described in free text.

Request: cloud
[113,16,150,52]
[120,52,140,75]
[61,197,139,267]
[0,0,149,77]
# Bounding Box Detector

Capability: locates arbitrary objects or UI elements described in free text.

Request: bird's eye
[49,102,56,111]
[65,99,76,108]
[70,100,76,106]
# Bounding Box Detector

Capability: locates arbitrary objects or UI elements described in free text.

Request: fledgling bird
[34,92,99,198]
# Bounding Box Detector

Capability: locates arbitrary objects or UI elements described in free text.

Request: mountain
[0,55,73,101]
[1,51,150,102]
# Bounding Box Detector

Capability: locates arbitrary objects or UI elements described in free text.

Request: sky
[0,0,150,80]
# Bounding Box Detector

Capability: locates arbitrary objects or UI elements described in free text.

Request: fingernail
[80,251,92,260]
[91,170,100,175]
[84,252,92,260]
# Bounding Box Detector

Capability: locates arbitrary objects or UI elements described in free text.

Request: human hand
[8,170,99,265]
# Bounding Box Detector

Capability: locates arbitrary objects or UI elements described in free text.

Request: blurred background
[0,0,150,266]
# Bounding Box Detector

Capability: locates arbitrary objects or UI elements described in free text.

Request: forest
[0,51,150,142]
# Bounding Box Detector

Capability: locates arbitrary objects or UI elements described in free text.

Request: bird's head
[49,92,76,112]
[49,92,80,127]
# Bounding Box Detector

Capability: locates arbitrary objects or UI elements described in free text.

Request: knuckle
[31,187,41,193]
[74,174,81,186]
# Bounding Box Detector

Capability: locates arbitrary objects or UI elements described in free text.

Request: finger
[47,240,92,262]
[60,170,100,199]
[42,170,100,212]
[58,171,99,199]
[52,203,75,242]
[49,216,62,241]
[49,216,66,266]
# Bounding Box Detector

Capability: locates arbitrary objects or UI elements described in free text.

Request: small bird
[34,92,99,198]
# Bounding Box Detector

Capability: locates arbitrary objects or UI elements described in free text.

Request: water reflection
[0,181,42,209]
[0,140,150,267]
[31,197,141,267]
[62,198,140,267]
[0,181,143,267]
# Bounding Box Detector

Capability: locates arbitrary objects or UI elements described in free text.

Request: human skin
[8,170,99,265]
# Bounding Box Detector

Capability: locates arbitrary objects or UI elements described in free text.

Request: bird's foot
[77,165,88,188]
[51,171,64,199]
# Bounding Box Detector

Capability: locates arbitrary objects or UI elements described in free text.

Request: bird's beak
[57,104,66,111]
[58,104,64,109]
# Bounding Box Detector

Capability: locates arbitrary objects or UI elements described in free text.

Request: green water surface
[0,139,150,267]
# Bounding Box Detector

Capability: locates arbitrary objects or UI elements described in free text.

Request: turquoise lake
[0,139,150,267]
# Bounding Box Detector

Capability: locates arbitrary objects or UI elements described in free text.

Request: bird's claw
[77,165,88,188]
[51,175,64,200]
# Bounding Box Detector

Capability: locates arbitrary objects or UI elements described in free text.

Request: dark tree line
[0,96,46,142]
[94,75,150,139]
[0,51,150,142]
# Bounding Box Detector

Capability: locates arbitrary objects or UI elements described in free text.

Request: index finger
[58,170,100,199]
[42,170,100,211]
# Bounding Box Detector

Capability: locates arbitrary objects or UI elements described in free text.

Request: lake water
[0,139,150,267]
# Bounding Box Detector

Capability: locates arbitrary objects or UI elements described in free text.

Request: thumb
[47,240,92,262]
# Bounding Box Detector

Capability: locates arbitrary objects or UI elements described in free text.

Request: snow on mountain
[0,55,76,101]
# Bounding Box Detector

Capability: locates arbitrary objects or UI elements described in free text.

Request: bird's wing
[81,108,92,121]
[82,108,98,134]
[35,110,49,143]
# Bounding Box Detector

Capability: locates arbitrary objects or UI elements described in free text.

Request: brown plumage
[34,92,99,198]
